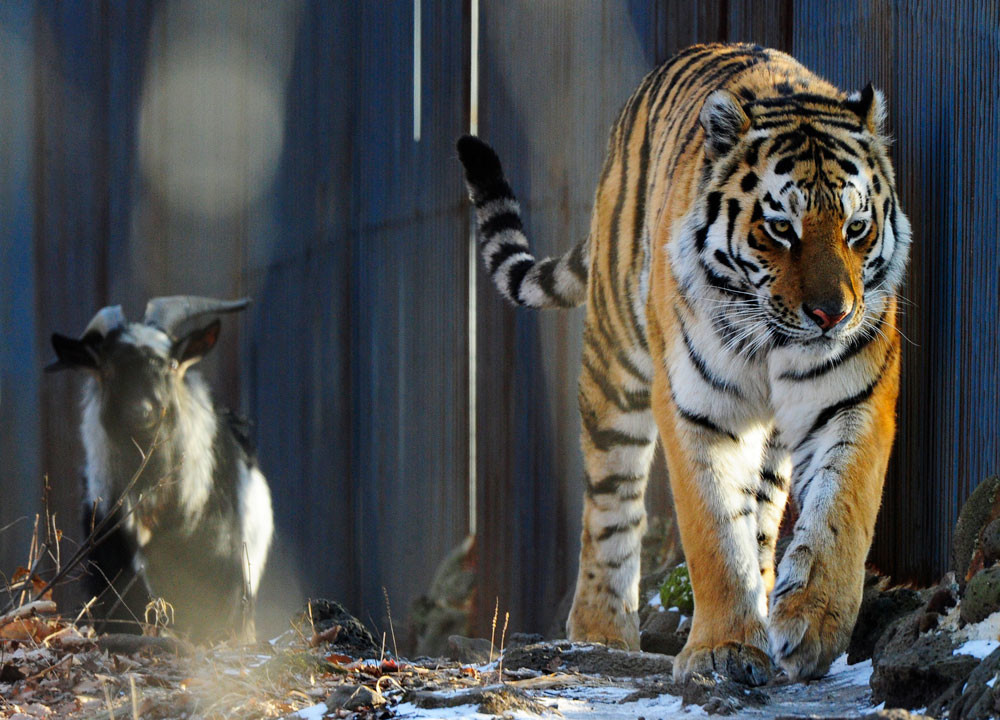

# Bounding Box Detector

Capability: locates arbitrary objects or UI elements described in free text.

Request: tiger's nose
[804,303,852,331]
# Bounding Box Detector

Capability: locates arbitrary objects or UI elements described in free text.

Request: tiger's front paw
[566,595,639,650]
[673,639,773,686]
[768,544,861,680]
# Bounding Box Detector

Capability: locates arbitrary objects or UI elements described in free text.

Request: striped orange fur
[458,43,910,684]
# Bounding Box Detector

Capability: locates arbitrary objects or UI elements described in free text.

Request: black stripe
[536,258,575,308]
[694,193,722,253]
[678,314,744,398]
[699,259,746,298]
[505,258,535,303]
[582,356,649,413]
[568,239,588,281]
[587,474,644,496]
[671,392,738,441]
[597,515,642,542]
[795,343,896,452]
[581,408,650,452]
[488,242,528,274]
[760,469,788,489]
[726,198,741,241]
[480,210,522,237]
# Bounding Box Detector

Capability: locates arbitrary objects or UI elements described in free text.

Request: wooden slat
[0,1,41,576]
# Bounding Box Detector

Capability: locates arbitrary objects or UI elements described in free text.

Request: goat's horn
[143,296,251,337]
[82,305,127,339]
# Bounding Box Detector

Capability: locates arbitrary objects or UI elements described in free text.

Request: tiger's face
[695,85,909,351]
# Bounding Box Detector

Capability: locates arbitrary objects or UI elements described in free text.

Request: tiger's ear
[845,83,887,137]
[700,90,751,160]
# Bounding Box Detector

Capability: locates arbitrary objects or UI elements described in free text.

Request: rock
[300,599,378,658]
[325,684,386,710]
[870,610,980,709]
[502,640,674,677]
[928,645,1000,720]
[961,566,1000,624]
[446,635,495,664]
[847,573,923,664]
[407,684,548,715]
[506,632,544,650]
[476,686,551,715]
[411,535,476,657]
[953,476,1000,585]
[640,609,687,656]
[676,671,767,714]
[982,518,1000,567]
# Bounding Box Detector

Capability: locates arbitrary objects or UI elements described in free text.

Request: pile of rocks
[853,476,1000,719]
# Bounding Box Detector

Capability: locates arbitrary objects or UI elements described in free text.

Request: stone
[928,645,1000,720]
[870,610,980,709]
[506,632,544,650]
[299,599,378,658]
[325,684,386,710]
[953,476,1000,585]
[502,640,674,677]
[846,573,923,664]
[982,518,1000,567]
[961,566,1000,624]
[446,635,496,664]
[640,609,687,656]
[676,671,767,714]
[407,684,548,715]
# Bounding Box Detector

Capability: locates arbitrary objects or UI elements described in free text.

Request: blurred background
[0,0,998,649]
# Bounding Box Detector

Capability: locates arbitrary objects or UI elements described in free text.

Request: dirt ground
[0,595,932,720]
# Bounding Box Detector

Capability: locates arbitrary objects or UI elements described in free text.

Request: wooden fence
[1,1,997,643]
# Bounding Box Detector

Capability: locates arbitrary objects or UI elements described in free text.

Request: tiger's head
[690,83,910,350]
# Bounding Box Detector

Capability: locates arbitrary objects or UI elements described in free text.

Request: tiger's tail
[457,135,589,309]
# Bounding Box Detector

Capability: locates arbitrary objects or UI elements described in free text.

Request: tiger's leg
[653,366,775,686]
[768,339,900,680]
[755,435,792,594]
[566,329,658,650]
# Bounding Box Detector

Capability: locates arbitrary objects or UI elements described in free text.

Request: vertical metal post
[467,0,479,536]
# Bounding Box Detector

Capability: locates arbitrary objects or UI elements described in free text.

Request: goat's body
[80,370,273,640]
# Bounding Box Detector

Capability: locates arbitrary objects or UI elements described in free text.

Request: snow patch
[955,639,1000,659]
[290,703,328,720]
[956,609,1000,645]
[648,592,663,609]
[825,655,874,686]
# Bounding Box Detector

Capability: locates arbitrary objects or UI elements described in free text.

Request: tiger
[457,42,910,685]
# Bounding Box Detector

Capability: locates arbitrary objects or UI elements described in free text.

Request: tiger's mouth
[764,300,869,347]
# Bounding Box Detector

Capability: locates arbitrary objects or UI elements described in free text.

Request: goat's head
[48,296,250,444]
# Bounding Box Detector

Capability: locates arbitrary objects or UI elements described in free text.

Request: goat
[47,296,273,641]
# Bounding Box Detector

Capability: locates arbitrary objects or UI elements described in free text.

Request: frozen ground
[291,651,887,720]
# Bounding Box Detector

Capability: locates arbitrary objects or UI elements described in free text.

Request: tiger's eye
[771,219,791,234]
[848,219,867,235]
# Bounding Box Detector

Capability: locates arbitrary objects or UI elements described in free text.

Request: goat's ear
[47,333,99,373]
[172,319,221,372]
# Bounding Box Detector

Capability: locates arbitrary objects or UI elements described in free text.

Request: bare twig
[2,425,168,615]
[0,599,57,627]
[498,611,510,682]
[489,597,499,665]
[382,586,398,659]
